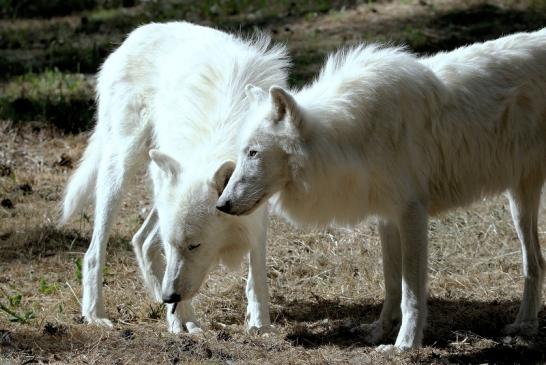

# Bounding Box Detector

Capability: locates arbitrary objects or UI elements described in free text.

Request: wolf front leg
[131,208,164,302]
[245,207,273,334]
[377,201,428,351]
[167,301,202,334]
[362,219,402,344]
[133,208,203,334]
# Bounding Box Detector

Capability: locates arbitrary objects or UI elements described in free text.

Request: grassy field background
[1,0,546,364]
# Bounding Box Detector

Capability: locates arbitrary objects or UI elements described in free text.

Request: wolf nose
[216,199,232,213]
[162,292,181,304]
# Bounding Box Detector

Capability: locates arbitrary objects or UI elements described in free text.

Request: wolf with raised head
[62,22,289,333]
[218,29,546,350]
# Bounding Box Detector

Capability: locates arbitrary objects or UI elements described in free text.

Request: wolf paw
[84,316,114,328]
[376,344,410,354]
[186,322,204,335]
[375,344,399,354]
[503,320,538,336]
[168,321,203,335]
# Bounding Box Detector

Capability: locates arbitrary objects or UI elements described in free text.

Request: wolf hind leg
[504,173,545,336]
[82,132,149,326]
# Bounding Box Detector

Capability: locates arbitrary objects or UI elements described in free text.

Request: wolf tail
[60,128,104,224]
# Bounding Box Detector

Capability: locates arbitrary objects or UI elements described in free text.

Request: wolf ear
[269,86,300,125]
[149,150,181,179]
[212,160,236,195]
[245,84,267,103]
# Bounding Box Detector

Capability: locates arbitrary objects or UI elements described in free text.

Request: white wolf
[61,22,289,333]
[217,29,546,350]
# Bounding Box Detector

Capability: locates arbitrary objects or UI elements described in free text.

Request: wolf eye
[247,150,258,158]
[188,244,201,251]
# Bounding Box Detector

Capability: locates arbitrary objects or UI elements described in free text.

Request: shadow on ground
[0,226,131,263]
[0,326,90,363]
[416,3,546,54]
[277,297,546,364]
[0,325,235,364]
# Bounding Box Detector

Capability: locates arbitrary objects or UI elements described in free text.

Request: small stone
[57,153,73,169]
[121,329,135,341]
[19,183,32,195]
[1,199,14,209]
[0,164,12,177]
[43,322,67,336]
[217,329,231,341]
[0,330,12,345]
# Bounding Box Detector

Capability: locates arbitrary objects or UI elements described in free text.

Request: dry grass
[1,1,546,363]
[0,116,545,365]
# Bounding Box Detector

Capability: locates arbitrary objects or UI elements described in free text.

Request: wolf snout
[162,292,181,304]
[216,199,232,214]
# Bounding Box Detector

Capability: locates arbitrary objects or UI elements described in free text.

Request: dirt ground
[1,1,546,364]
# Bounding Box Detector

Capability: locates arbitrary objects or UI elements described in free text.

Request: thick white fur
[219,29,546,349]
[62,22,289,333]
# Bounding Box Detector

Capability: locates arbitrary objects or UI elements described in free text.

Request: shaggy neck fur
[273,104,376,227]
[270,45,431,226]
[153,33,290,170]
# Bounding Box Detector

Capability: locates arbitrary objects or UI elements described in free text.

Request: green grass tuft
[0,70,95,132]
